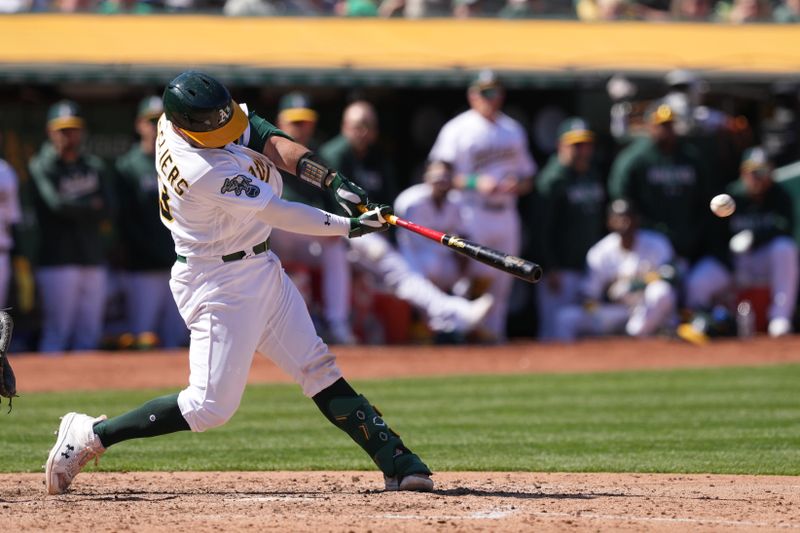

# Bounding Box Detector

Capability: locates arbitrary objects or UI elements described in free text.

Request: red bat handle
[389,215,445,242]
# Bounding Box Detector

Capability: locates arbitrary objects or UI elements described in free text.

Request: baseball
[710,194,736,218]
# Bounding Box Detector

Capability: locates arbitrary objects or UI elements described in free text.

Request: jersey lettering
[248,157,270,183]
[159,183,174,222]
[157,148,189,197]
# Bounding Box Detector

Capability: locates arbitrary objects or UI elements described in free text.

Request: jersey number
[159,183,174,221]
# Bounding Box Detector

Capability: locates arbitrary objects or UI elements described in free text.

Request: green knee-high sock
[93,393,190,448]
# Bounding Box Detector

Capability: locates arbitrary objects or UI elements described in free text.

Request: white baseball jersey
[429,109,536,209]
[155,113,283,259]
[583,229,674,301]
[0,159,21,251]
[156,108,341,433]
[393,183,463,287]
[428,109,536,340]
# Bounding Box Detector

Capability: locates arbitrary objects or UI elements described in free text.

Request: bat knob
[527,264,543,283]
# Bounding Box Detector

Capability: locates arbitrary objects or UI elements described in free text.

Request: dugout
[1,17,799,343]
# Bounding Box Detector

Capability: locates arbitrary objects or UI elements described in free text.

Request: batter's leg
[259,265,432,491]
[312,377,433,492]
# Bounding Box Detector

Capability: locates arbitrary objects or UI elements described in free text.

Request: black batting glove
[327,172,369,216]
[349,203,392,238]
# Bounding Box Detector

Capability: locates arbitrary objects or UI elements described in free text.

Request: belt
[176,239,269,264]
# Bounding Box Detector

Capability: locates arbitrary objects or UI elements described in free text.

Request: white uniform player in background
[46,71,433,496]
[348,232,493,337]
[270,93,355,345]
[393,160,464,291]
[0,146,21,309]
[555,199,677,341]
[429,70,537,341]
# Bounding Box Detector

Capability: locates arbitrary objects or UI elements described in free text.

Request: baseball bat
[359,206,543,284]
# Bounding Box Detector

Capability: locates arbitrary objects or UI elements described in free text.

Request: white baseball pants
[36,266,108,352]
[554,280,676,341]
[350,234,479,333]
[461,205,520,340]
[171,251,342,433]
[535,270,584,341]
[734,236,799,322]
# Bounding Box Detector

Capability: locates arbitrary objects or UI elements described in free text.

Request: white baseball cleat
[458,293,495,333]
[384,473,434,492]
[45,412,107,495]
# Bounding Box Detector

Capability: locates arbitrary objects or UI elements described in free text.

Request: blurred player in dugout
[608,103,730,314]
[554,199,677,341]
[28,101,113,352]
[113,96,189,349]
[723,147,798,337]
[320,99,398,207]
[0,132,21,311]
[272,93,494,343]
[534,117,606,341]
[269,92,356,345]
[429,69,537,342]
[393,160,465,293]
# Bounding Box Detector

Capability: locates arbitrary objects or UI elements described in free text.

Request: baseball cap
[557,117,595,145]
[647,103,675,125]
[740,146,771,173]
[47,100,84,130]
[278,92,318,123]
[470,69,501,91]
[137,95,164,120]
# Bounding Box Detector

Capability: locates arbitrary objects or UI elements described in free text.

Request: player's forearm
[263,136,312,177]
[255,196,350,237]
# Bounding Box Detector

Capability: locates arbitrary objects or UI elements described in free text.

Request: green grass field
[4,364,799,475]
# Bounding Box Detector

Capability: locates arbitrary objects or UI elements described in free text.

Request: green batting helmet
[163,70,248,148]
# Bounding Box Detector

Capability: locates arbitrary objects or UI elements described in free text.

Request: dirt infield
[5,337,800,531]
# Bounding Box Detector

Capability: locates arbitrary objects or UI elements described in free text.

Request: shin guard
[327,395,431,479]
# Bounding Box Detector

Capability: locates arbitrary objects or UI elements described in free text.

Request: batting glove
[349,203,392,238]
[327,172,369,216]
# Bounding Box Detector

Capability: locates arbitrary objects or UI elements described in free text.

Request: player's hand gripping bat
[359,205,543,284]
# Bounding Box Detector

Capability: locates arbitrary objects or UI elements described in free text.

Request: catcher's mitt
[0,311,16,413]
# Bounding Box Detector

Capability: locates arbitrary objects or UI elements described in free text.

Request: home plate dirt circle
[3,471,799,532]
[6,339,800,531]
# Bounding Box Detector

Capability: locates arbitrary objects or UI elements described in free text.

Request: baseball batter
[45,71,433,494]
[429,70,537,341]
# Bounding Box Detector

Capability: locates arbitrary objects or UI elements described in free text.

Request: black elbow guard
[296,152,335,189]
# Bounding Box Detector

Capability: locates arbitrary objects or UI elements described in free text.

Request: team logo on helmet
[219,105,231,124]
[221,175,260,198]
